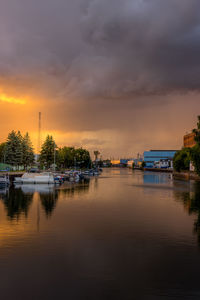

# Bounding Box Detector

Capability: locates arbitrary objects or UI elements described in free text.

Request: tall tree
[193,115,200,145]
[39,135,57,168]
[0,143,6,163]
[22,133,35,169]
[190,116,200,176]
[75,148,91,168]
[5,131,23,167]
[173,148,191,172]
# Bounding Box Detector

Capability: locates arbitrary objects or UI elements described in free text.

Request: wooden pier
[0,172,25,183]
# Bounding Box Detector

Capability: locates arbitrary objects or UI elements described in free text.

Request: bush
[173,148,191,172]
[141,161,146,168]
[191,145,200,176]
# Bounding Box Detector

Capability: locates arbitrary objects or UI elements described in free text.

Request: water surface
[0,169,200,299]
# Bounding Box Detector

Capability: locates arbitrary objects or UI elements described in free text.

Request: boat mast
[37,112,41,161]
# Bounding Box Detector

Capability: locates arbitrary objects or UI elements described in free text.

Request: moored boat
[14,172,54,184]
[0,174,10,186]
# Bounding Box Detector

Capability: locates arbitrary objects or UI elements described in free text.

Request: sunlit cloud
[0,93,26,105]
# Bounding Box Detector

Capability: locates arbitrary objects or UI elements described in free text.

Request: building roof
[149,150,178,152]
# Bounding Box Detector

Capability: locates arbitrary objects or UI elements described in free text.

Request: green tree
[74,148,91,169]
[141,161,146,168]
[39,135,57,169]
[57,147,75,168]
[0,143,6,163]
[57,147,91,169]
[191,145,200,176]
[173,148,191,172]
[190,116,200,176]
[5,131,23,168]
[193,115,200,144]
[22,133,35,169]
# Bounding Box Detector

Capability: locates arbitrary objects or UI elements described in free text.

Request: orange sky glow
[0,93,26,105]
[0,90,199,159]
[0,1,200,158]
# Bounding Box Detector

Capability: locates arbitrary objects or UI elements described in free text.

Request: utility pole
[53,142,56,172]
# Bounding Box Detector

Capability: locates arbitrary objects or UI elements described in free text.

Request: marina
[0,1,200,298]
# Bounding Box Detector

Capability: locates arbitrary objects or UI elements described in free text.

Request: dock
[0,172,25,183]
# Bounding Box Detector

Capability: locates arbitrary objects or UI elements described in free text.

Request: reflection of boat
[0,174,10,186]
[0,186,8,196]
[19,184,55,194]
[14,172,54,184]
[69,173,80,183]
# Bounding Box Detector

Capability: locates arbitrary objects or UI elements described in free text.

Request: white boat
[14,172,55,184]
[0,174,10,186]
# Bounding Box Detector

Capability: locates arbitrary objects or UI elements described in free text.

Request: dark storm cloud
[1,0,200,100]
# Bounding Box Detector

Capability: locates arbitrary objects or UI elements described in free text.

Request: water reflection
[174,181,200,245]
[58,180,90,198]
[0,180,91,220]
[142,172,200,246]
[40,189,59,217]
[0,186,33,220]
[20,184,59,218]
[1,170,200,299]
[143,172,172,185]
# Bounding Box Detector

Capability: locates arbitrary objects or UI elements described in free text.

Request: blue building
[120,159,128,165]
[143,150,177,168]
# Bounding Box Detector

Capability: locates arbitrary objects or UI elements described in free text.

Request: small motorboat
[54,175,65,185]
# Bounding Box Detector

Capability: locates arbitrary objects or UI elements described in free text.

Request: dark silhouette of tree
[40,190,58,217]
[1,187,33,220]
[39,135,57,169]
[174,182,200,246]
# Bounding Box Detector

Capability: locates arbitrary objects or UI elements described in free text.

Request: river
[0,168,200,299]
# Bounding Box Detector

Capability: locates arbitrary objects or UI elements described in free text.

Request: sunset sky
[0,0,199,158]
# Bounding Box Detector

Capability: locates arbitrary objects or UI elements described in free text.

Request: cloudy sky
[0,0,199,158]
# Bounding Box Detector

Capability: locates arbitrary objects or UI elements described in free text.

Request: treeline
[39,135,91,169]
[0,132,91,170]
[173,116,200,175]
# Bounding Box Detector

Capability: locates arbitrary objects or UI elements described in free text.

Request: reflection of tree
[59,180,90,198]
[1,187,33,220]
[40,190,58,218]
[174,182,200,245]
[94,177,98,190]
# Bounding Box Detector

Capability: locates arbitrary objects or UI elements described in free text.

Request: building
[154,159,173,169]
[143,150,177,168]
[120,159,128,166]
[127,160,134,168]
[133,158,143,168]
[184,132,196,148]
[111,160,121,166]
